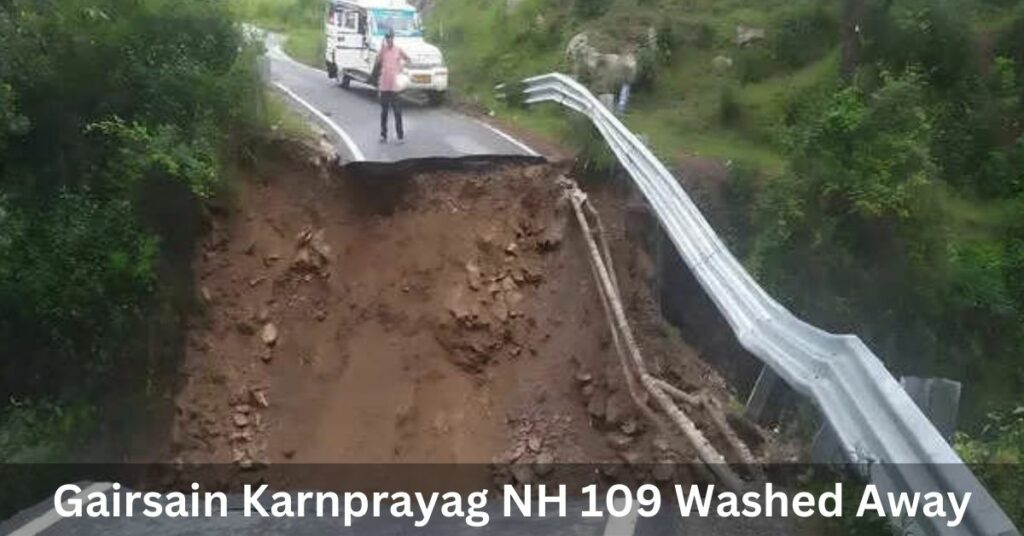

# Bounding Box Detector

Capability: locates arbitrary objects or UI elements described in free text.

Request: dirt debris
[167,145,779,482]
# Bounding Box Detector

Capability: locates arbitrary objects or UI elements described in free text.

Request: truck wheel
[326,61,338,79]
[340,73,352,89]
[427,91,446,106]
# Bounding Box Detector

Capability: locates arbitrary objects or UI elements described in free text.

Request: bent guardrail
[516,72,1018,536]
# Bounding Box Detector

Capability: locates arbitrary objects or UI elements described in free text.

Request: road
[264,35,538,163]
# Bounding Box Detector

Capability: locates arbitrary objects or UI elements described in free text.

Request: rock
[257,308,270,323]
[259,349,273,363]
[282,449,296,459]
[233,413,250,427]
[231,429,254,443]
[234,404,252,415]
[711,55,733,73]
[465,261,483,291]
[575,371,593,384]
[653,436,671,452]
[250,389,270,409]
[500,276,518,292]
[505,290,524,307]
[309,229,331,260]
[314,309,327,322]
[292,248,316,271]
[620,419,640,436]
[606,432,634,451]
[490,297,509,323]
[604,391,632,426]
[261,323,278,347]
[504,443,526,463]
[566,33,638,92]
[536,223,564,252]
[248,276,266,288]
[527,436,543,453]
[736,25,766,46]
[505,242,519,256]
[200,287,213,304]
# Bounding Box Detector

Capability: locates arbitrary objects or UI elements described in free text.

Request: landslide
[167,141,776,479]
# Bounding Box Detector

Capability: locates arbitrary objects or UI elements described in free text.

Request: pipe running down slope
[516,72,1018,536]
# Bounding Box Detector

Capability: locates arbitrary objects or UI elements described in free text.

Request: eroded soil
[167,143,772,482]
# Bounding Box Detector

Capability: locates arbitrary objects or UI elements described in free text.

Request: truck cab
[325,0,448,104]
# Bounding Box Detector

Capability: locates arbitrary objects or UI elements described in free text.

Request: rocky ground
[166,141,778,486]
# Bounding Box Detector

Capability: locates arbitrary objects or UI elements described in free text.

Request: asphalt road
[265,35,538,163]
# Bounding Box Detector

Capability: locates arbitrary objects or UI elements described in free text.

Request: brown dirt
[167,142,773,477]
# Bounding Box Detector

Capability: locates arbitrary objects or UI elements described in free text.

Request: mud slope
[169,144,762,471]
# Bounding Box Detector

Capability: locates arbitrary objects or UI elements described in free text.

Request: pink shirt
[378,45,405,92]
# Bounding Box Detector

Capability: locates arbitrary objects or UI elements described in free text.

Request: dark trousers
[379,91,403,140]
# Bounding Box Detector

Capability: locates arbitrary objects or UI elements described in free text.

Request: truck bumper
[404,67,448,92]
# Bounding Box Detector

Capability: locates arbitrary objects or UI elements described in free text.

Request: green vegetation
[234,0,325,67]
[0,0,265,462]
[426,0,848,168]
[431,0,1024,417]
[431,0,1024,518]
[956,407,1024,524]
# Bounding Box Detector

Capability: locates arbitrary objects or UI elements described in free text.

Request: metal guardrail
[518,72,1018,536]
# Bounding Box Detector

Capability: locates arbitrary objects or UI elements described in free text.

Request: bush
[774,4,839,68]
[734,47,779,84]
[0,0,262,438]
[719,85,742,127]
[861,0,976,89]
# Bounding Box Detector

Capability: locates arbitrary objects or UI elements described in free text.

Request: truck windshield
[370,9,422,37]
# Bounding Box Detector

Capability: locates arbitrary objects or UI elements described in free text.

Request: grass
[283,27,324,69]
[265,89,319,139]
[233,0,324,68]
[423,0,847,176]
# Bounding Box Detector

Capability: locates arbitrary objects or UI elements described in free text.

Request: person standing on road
[374,27,411,144]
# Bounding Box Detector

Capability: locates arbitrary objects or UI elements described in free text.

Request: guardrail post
[900,376,961,441]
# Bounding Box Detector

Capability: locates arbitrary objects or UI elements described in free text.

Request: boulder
[736,25,766,46]
[711,55,734,73]
[566,33,637,93]
[260,323,278,347]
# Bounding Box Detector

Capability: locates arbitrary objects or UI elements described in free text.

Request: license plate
[412,74,431,84]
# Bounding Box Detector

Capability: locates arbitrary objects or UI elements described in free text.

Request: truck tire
[427,90,446,106]
[340,73,352,89]
[326,61,338,80]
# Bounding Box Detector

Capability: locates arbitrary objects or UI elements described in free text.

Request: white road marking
[8,482,113,536]
[273,81,366,162]
[473,119,540,157]
[267,32,537,160]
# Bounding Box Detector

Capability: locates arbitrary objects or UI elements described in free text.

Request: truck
[324,0,448,105]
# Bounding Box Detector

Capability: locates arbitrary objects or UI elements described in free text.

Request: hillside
[426,0,1024,479]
